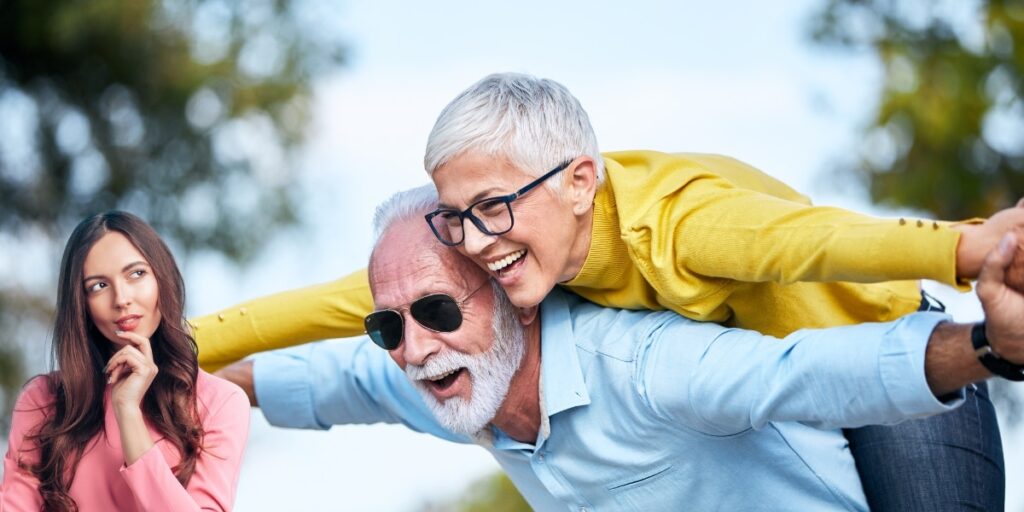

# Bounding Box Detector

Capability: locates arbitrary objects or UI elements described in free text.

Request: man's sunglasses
[364,280,490,350]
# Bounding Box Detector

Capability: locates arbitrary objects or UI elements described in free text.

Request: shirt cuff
[879,312,966,416]
[253,346,327,430]
[119,443,167,481]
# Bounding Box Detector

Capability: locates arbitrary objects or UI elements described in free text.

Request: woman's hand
[954,198,1024,288]
[105,331,159,466]
[105,330,159,411]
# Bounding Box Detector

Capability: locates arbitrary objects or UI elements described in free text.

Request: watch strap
[972,322,1024,382]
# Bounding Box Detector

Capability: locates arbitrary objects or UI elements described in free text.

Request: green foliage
[0,342,25,435]
[417,473,531,512]
[0,0,346,432]
[809,0,1024,219]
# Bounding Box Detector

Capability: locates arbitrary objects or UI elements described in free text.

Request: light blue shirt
[254,289,962,511]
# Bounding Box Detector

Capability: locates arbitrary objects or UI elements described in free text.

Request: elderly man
[219,186,1023,511]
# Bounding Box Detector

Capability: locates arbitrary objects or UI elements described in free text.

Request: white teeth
[487,250,526,272]
[429,368,459,382]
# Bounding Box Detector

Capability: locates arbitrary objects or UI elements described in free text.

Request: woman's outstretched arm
[192,267,373,372]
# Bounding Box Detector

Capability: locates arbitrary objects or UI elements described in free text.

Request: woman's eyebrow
[469,187,505,204]
[437,187,506,210]
[83,261,147,282]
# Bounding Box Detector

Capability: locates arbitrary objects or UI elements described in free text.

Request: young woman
[1,211,250,511]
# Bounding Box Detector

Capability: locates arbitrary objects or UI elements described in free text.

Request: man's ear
[567,157,598,216]
[517,305,540,326]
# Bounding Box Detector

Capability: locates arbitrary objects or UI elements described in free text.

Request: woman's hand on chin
[105,330,160,466]
[105,330,159,411]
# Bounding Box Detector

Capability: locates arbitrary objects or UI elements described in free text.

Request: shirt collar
[487,288,591,451]
[538,288,591,418]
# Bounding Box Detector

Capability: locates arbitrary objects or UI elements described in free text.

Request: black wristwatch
[971,322,1024,381]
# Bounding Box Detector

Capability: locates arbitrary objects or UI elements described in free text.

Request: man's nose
[400,315,443,366]
[462,219,496,256]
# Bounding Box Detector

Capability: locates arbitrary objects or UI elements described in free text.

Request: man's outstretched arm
[644,231,1024,435]
[216,360,257,406]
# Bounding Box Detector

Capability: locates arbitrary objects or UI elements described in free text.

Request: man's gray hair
[372,183,438,242]
[424,73,604,189]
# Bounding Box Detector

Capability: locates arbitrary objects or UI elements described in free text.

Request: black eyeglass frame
[424,159,574,247]
[363,279,491,351]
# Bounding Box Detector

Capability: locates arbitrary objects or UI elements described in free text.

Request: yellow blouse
[193,150,968,370]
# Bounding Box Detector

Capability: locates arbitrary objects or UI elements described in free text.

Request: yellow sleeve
[626,173,967,291]
[191,267,374,372]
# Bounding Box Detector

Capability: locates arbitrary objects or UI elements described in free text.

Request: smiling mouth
[424,368,466,393]
[487,249,526,275]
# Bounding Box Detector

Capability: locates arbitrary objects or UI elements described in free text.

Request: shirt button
[916,219,924,227]
[537,453,545,463]
[240,307,247,316]
[580,508,588,512]
[899,218,906,225]
[218,313,225,321]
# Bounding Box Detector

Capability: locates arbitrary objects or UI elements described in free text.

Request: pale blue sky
[5,1,1021,510]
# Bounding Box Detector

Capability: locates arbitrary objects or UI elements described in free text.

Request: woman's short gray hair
[372,183,438,242]
[424,73,604,189]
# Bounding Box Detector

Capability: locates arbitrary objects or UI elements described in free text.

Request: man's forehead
[368,220,484,301]
[370,257,470,308]
[372,245,454,282]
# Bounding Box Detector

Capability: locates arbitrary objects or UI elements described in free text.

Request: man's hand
[954,198,1024,290]
[926,229,1024,397]
[1008,230,1024,293]
[214,360,258,406]
[978,229,1024,364]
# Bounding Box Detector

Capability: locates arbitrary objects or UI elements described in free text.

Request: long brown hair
[20,211,203,512]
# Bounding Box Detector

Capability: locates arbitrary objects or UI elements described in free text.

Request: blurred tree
[417,473,530,512]
[809,0,1023,219]
[809,0,1024,420]
[0,0,346,434]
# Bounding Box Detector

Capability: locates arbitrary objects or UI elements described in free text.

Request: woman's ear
[567,157,598,216]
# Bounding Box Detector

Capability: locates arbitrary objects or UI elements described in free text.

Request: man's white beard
[405,285,526,436]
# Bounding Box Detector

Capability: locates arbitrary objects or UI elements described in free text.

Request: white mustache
[405,349,476,381]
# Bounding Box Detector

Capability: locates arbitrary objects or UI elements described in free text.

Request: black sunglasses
[364,280,490,350]
[424,159,574,247]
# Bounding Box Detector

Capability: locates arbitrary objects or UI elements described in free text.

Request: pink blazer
[1,370,250,511]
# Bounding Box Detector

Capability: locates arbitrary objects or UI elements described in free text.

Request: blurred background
[1,0,1023,510]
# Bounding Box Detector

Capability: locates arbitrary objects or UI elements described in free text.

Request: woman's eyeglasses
[424,160,573,247]
[364,280,490,350]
